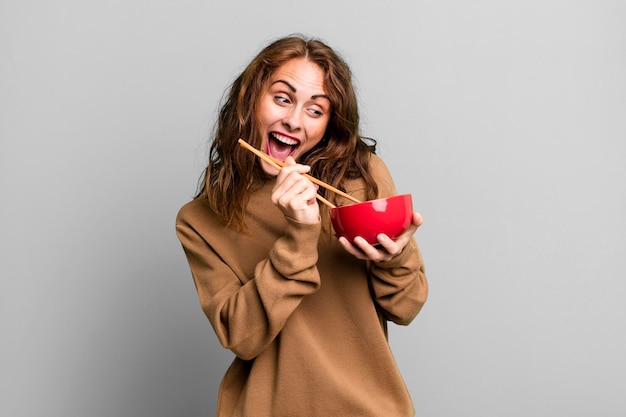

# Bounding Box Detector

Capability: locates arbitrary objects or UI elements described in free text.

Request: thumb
[413,211,424,228]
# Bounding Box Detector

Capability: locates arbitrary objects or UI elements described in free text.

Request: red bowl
[330,194,413,245]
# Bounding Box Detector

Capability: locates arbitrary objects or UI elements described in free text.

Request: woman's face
[256,58,331,175]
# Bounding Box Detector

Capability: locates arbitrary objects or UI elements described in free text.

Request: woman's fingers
[337,236,392,261]
[271,157,320,223]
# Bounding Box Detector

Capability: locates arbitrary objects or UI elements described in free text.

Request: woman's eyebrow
[312,93,330,101]
[271,79,330,101]
[272,79,296,92]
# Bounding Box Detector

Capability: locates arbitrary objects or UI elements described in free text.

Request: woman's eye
[309,108,324,117]
[274,95,290,104]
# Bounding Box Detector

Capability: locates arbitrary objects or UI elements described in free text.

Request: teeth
[271,132,299,146]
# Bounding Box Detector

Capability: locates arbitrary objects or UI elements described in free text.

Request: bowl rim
[330,193,412,211]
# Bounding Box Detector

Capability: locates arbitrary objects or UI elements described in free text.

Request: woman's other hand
[271,156,320,224]
[338,211,423,262]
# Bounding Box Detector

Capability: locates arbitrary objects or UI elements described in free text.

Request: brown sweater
[176,154,428,417]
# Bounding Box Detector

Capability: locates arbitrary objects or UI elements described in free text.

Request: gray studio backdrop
[1,1,625,416]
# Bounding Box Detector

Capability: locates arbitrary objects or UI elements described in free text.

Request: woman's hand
[337,211,424,262]
[271,156,320,224]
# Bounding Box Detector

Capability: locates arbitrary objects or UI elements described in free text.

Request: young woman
[176,35,428,417]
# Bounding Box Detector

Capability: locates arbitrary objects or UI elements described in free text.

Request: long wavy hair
[198,35,378,229]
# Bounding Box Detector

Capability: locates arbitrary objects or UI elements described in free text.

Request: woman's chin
[261,160,280,176]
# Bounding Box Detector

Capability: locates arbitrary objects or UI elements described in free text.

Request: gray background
[2,0,625,416]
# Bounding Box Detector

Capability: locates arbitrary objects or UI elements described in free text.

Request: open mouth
[267,132,300,162]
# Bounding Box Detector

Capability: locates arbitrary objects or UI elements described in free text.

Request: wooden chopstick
[238,139,362,207]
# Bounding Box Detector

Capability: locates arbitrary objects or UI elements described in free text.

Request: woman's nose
[282,108,302,131]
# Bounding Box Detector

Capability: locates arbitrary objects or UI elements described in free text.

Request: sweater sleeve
[176,207,322,360]
[366,155,429,325]
[369,239,428,325]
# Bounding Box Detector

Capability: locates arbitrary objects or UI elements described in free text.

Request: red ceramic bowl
[330,194,413,245]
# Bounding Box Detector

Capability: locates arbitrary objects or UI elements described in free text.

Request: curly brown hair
[199,34,378,229]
